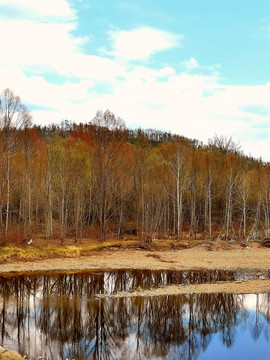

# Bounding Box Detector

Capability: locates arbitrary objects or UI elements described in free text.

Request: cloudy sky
[1,0,270,159]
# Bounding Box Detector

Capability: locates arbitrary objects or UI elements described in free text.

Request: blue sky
[1,0,270,159]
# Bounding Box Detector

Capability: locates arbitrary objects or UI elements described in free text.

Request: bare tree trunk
[5,155,10,236]
[264,188,270,237]
[60,180,65,242]
[0,204,2,227]
[74,199,80,243]
[141,172,145,238]
[118,195,124,240]
[243,194,247,239]
[225,169,234,240]
[204,189,208,237]
[176,168,181,240]
[190,185,197,240]
[45,170,53,241]
[87,185,93,228]
[28,175,32,232]
[237,172,248,239]
[255,199,261,233]
[208,182,212,239]
[173,199,176,238]
[178,189,183,240]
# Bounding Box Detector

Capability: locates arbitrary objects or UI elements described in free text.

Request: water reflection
[0,269,268,298]
[0,272,270,359]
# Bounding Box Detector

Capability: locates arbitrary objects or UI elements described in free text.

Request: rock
[0,350,24,359]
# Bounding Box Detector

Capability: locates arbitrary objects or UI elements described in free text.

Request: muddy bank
[0,247,270,275]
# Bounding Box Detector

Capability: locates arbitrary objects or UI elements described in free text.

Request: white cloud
[0,19,123,82]
[76,68,270,161]
[4,62,269,161]
[0,66,93,111]
[57,54,124,81]
[2,48,270,161]
[0,20,81,68]
[108,27,183,60]
[126,66,175,81]
[0,0,270,161]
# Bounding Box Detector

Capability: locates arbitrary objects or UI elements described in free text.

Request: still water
[0,270,270,360]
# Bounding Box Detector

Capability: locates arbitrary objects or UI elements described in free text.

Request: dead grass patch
[0,239,139,263]
[0,245,82,262]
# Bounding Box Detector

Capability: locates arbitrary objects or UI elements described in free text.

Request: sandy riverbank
[0,247,270,273]
[97,279,270,298]
[1,247,270,295]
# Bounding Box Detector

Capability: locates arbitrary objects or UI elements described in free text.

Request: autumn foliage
[0,89,269,243]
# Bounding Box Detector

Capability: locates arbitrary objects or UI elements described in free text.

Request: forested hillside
[0,89,268,243]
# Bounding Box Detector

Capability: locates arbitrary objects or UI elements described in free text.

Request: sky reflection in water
[0,271,269,360]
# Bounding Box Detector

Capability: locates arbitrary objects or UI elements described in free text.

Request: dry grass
[0,239,139,263]
[0,245,81,262]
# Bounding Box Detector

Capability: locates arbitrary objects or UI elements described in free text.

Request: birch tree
[0,88,31,236]
[90,110,128,241]
[161,143,190,240]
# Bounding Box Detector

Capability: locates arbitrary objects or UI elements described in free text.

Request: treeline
[0,88,269,243]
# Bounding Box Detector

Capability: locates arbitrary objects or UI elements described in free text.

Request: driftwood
[244,226,262,247]
[261,238,270,248]
[170,243,188,250]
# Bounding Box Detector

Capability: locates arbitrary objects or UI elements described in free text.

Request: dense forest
[0,88,269,243]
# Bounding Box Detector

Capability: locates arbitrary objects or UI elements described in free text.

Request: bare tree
[161,143,190,240]
[90,110,128,241]
[208,134,241,154]
[0,88,32,235]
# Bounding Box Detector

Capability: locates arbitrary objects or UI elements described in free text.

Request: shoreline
[0,247,270,295]
[0,247,270,273]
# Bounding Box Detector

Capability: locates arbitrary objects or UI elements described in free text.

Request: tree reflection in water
[0,272,269,359]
